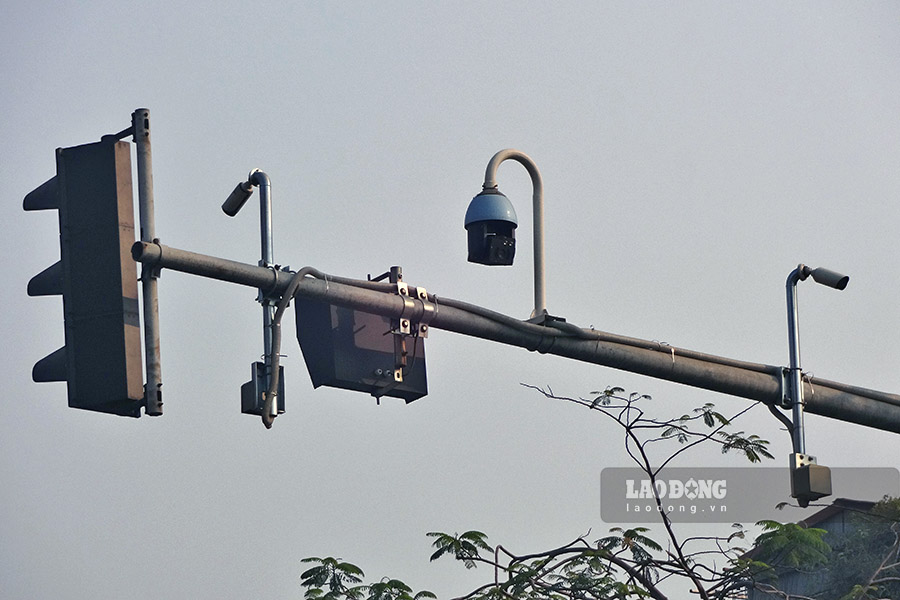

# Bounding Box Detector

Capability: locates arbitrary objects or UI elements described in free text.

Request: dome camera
[464,187,518,266]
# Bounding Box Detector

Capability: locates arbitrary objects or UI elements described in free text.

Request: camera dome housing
[464,188,518,266]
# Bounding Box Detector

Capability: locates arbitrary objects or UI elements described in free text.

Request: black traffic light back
[295,297,427,403]
[25,140,144,417]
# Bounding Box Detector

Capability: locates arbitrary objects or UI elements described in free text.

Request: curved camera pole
[785,263,850,455]
[785,263,849,506]
[483,149,546,320]
[786,266,808,455]
[222,170,278,420]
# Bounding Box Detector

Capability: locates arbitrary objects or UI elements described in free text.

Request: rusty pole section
[132,240,900,435]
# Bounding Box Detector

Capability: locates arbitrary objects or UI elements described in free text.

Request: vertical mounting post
[253,170,277,419]
[786,265,805,455]
[785,263,848,507]
[222,170,281,421]
[132,108,163,416]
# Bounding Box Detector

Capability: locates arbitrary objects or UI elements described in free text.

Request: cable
[261,268,900,428]
[261,267,316,428]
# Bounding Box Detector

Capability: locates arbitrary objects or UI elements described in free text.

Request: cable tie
[653,340,676,364]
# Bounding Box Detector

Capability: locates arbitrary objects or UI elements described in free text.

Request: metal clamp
[396,281,415,335]
[791,452,818,469]
[780,366,792,408]
[366,266,431,396]
[414,286,436,338]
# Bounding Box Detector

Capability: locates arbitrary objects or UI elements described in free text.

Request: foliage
[824,496,900,600]
[300,557,366,600]
[299,387,842,600]
[300,557,435,600]
[427,531,493,569]
[752,520,831,569]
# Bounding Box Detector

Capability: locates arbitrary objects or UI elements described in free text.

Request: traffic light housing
[295,298,427,402]
[25,140,144,417]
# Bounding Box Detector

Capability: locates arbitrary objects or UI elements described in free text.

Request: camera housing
[464,188,518,266]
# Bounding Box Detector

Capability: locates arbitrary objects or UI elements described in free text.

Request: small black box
[791,464,832,505]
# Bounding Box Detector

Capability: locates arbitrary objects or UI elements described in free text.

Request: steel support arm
[132,241,900,435]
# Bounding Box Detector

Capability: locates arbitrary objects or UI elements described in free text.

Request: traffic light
[25,140,144,417]
[295,298,427,402]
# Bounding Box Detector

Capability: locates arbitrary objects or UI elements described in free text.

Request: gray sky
[3,3,900,599]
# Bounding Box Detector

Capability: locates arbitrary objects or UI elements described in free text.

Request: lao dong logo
[626,478,727,501]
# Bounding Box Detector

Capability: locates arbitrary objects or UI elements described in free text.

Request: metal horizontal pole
[132,241,900,435]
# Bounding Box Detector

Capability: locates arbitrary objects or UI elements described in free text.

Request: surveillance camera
[809,267,849,291]
[222,181,254,217]
[464,188,518,266]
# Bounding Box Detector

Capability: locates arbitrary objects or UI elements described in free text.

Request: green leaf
[425,531,491,569]
[752,521,831,568]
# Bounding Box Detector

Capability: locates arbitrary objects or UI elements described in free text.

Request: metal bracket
[393,283,436,339]
[364,265,432,403]
[396,281,414,335]
[791,452,818,469]
[139,238,164,280]
[259,264,291,303]
[101,125,136,143]
[526,312,566,327]
[415,286,436,338]
[372,372,402,402]
[780,366,792,408]
[392,281,437,339]
[390,268,412,384]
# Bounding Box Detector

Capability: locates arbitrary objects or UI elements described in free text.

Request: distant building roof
[743,498,883,600]
[796,498,876,529]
